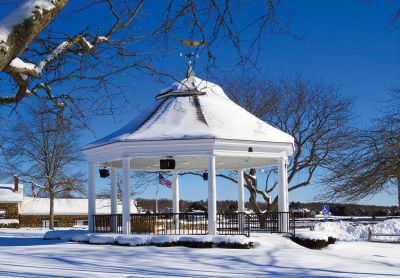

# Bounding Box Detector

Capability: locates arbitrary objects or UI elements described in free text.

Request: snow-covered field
[0,228,399,277]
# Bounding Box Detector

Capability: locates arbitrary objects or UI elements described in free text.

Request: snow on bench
[368,228,400,243]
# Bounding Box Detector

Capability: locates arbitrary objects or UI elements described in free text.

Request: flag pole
[155,182,159,213]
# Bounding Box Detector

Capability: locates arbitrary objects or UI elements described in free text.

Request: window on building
[74,220,88,226]
[42,220,59,227]
[0,209,5,219]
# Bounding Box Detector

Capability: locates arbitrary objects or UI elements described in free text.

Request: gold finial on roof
[180,38,203,78]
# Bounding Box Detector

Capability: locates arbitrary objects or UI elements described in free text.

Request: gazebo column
[237,169,245,213]
[122,158,131,234]
[110,167,118,233]
[237,169,245,233]
[88,161,96,233]
[208,155,217,235]
[172,170,180,231]
[278,157,289,233]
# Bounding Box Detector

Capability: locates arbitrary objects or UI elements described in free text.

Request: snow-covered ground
[0,228,399,277]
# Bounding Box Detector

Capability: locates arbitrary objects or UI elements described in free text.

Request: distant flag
[158,173,172,188]
[31,185,38,198]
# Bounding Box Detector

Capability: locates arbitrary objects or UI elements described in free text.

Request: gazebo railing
[93,214,122,234]
[93,213,209,235]
[93,212,293,237]
[93,212,251,237]
[217,212,250,237]
[130,212,208,235]
[246,212,295,235]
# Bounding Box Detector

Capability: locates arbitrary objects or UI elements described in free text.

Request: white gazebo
[83,70,294,235]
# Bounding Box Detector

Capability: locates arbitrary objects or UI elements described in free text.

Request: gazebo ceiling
[84,76,294,150]
[104,155,279,171]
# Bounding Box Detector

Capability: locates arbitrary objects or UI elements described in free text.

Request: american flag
[158,173,172,188]
[31,185,38,198]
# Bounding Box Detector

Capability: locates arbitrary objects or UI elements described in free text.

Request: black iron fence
[217,213,250,237]
[93,214,122,234]
[93,212,294,237]
[93,213,209,235]
[130,212,208,235]
[247,212,295,235]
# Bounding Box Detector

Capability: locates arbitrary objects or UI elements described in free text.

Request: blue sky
[1,1,399,206]
[92,1,399,206]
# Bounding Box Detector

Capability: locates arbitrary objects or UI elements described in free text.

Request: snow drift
[313,219,400,241]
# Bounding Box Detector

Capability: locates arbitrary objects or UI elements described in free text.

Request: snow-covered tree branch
[0,0,69,70]
[0,0,146,107]
[0,0,283,115]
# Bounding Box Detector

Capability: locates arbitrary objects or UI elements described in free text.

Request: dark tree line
[290,202,399,217]
[135,199,399,217]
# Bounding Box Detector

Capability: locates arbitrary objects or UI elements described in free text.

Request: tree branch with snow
[0,0,283,115]
[0,0,69,71]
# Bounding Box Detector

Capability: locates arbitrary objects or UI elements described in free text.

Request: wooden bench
[368,228,400,243]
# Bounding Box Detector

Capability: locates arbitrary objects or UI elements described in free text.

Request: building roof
[85,76,294,149]
[0,184,24,203]
[19,198,138,215]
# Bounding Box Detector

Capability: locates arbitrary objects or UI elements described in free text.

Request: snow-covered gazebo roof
[83,75,294,170]
[87,76,293,146]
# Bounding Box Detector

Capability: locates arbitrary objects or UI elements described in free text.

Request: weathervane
[180,38,204,78]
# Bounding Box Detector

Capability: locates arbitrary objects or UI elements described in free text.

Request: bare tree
[1,98,85,229]
[194,75,353,212]
[181,169,270,213]
[322,92,400,207]
[0,0,287,118]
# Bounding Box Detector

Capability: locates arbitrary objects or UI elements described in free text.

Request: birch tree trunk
[397,174,400,208]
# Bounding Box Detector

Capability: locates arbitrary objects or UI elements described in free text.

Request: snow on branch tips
[0,0,68,71]
[7,34,94,80]
[1,33,96,105]
[0,0,141,106]
[0,0,56,45]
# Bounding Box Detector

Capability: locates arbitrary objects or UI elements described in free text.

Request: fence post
[92,215,96,233]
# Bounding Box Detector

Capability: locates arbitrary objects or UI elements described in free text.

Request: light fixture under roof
[160,159,176,169]
[99,167,110,178]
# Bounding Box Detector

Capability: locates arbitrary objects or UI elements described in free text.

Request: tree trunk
[397,174,400,209]
[248,189,268,228]
[49,190,55,230]
[249,190,260,213]
[271,196,278,211]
